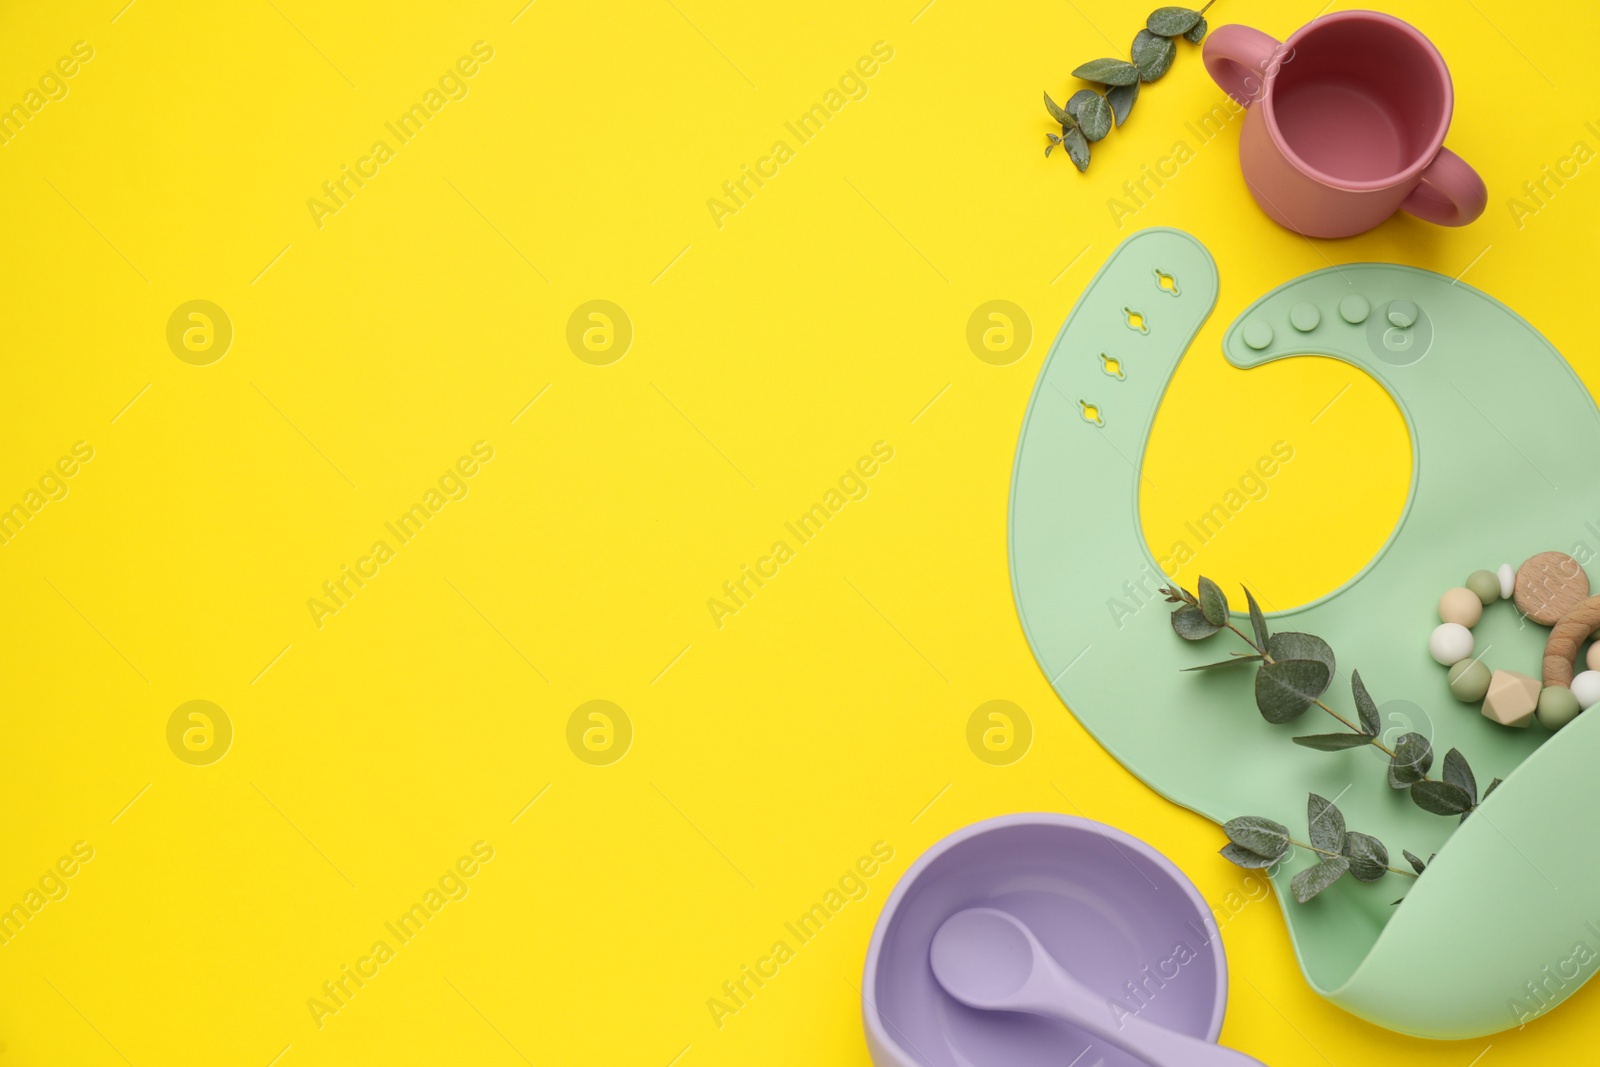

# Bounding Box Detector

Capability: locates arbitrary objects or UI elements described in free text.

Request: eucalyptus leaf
[1106,80,1139,126]
[1351,670,1380,737]
[1077,93,1113,141]
[1244,586,1269,651]
[1184,17,1208,43]
[1411,779,1474,816]
[1291,732,1373,751]
[1220,842,1278,869]
[1291,856,1349,903]
[1443,748,1478,806]
[1131,29,1178,82]
[1066,89,1100,119]
[1342,831,1389,882]
[1267,632,1335,677]
[1197,576,1228,627]
[1073,57,1140,86]
[1403,849,1428,875]
[1307,793,1344,853]
[1044,143,1055,158]
[1255,658,1332,723]
[1223,815,1290,859]
[1044,91,1075,126]
[1484,776,1504,800]
[1147,6,1202,36]
[1172,604,1221,640]
[1183,655,1263,671]
[1387,732,1433,788]
[1063,126,1090,172]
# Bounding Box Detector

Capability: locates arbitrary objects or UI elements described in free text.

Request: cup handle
[1202,25,1283,107]
[1400,147,1488,227]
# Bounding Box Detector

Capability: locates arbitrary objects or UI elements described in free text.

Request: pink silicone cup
[1203,11,1486,236]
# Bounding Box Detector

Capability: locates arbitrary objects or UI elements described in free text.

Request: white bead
[1429,623,1474,666]
[1498,563,1515,600]
[1573,671,1600,710]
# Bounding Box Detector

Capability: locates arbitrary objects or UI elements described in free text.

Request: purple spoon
[930,908,1264,1067]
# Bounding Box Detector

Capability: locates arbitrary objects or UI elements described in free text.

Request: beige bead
[1587,643,1600,673]
[1438,587,1483,627]
[1483,669,1539,728]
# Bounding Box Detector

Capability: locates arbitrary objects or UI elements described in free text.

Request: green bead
[1538,685,1582,730]
[1447,659,1492,702]
[1466,569,1501,604]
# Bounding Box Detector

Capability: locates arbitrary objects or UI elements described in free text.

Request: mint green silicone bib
[1009,227,1600,1039]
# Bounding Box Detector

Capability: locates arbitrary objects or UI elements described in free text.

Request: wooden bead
[1483,669,1539,728]
[1439,587,1483,626]
[1541,593,1600,687]
[1515,551,1590,625]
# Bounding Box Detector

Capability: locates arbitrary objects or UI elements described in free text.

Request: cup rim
[1259,9,1454,193]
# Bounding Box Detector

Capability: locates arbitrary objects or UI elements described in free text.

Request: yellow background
[0,0,1592,1063]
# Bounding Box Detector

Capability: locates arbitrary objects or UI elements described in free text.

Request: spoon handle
[1019,955,1267,1067]
[1082,1005,1265,1067]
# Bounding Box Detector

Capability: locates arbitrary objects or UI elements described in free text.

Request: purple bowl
[862,814,1227,1067]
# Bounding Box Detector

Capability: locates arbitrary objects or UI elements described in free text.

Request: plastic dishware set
[860,10,1595,1064]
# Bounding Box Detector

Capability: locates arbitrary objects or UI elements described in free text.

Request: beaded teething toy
[1429,552,1597,730]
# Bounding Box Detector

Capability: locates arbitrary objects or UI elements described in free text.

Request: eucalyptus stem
[1221,621,1394,752]
[1044,3,1215,171]
[1288,837,1417,879]
[1174,576,1482,901]
[1216,617,1472,801]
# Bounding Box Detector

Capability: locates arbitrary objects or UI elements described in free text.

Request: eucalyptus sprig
[1163,577,1504,824]
[1044,2,1216,172]
[1222,794,1423,903]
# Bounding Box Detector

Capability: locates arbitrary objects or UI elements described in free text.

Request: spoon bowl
[930,907,1036,1005]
